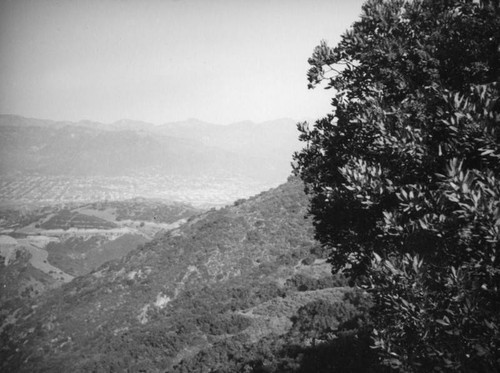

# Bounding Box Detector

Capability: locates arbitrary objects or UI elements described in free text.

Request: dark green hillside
[0,249,58,305]
[91,198,201,224]
[0,178,373,372]
[40,210,118,230]
[46,234,148,276]
[0,206,52,230]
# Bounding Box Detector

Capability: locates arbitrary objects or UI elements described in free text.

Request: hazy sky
[0,0,365,125]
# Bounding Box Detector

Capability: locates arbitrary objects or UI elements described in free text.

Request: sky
[0,0,365,125]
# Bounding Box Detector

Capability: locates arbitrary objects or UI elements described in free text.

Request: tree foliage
[293,0,500,371]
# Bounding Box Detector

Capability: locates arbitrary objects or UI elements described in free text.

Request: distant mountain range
[0,115,302,184]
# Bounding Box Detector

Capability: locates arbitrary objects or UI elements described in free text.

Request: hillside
[0,245,61,305]
[0,178,375,372]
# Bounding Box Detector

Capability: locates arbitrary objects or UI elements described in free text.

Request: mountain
[0,122,272,180]
[155,117,300,163]
[109,119,156,132]
[0,114,69,129]
[0,115,152,132]
[0,178,373,372]
[0,114,301,185]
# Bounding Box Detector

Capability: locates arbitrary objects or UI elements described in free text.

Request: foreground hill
[1,178,375,372]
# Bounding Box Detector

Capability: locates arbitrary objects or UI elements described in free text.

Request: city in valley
[0,173,279,208]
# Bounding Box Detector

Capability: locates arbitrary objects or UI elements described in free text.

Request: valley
[15,236,74,282]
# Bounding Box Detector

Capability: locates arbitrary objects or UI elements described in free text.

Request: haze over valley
[0,114,301,207]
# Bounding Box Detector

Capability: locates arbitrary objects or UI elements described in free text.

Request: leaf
[436,319,450,326]
[450,266,457,278]
[480,149,495,156]
[484,320,496,330]
[412,256,420,272]
[474,344,488,357]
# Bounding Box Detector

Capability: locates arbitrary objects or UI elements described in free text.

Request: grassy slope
[0,248,59,307]
[46,234,148,276]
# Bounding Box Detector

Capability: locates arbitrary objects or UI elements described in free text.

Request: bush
[197,314,251,336]
[285,273,348,292]
[301,257,315,265]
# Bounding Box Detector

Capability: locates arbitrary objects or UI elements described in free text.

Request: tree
[292,300,356,346]
[293,0,500,371]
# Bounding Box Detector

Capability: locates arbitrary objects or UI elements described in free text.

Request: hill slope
[1,178,372,372]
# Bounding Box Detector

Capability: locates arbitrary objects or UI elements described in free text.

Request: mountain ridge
[0,114,299,130]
